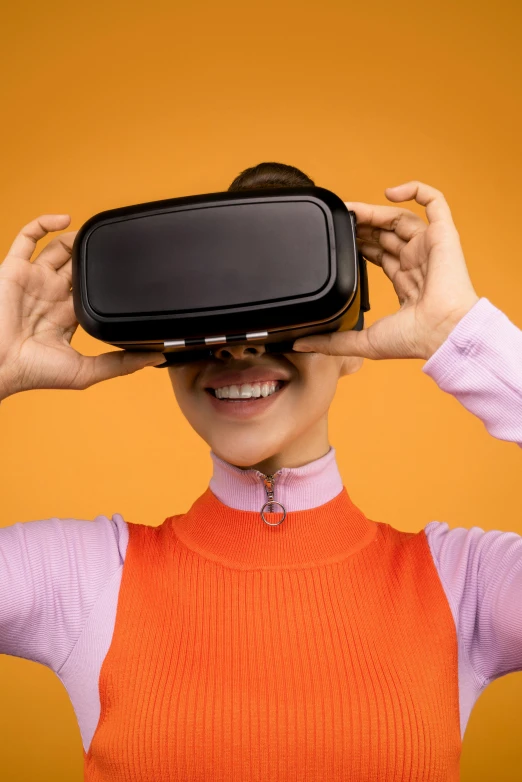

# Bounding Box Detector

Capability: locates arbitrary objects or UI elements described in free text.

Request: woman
[0,162,520,781]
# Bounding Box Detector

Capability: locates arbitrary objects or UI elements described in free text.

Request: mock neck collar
[209,447,344,513]
[167,448,376,569]
[169,487,376,570]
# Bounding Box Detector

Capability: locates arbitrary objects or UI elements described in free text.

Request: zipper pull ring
[260,474,287,526]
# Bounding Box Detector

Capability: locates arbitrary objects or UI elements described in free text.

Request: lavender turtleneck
[0,296,521,755]
[209,446,343,514]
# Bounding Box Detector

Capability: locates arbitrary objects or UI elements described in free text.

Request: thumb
[293,329,373,358]
[77,350,166,389]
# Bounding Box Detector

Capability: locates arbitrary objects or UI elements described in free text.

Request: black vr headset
[71,186,370,366]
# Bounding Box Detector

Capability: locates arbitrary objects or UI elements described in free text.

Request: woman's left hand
[293,180,480,361]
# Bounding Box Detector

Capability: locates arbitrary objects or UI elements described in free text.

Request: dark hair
[228,161,315,191]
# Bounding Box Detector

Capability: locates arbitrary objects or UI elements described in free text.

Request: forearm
[422,297,522,447]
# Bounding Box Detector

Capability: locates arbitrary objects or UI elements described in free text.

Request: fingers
[357,239,401,278]
[344,194,426,234]
[345,179,453,240]
[56,257,73,287]
[33,230,77,272]
[293,329,380,360]
[356,226,406,258]
[345,199,426,242]
[7,215,71,262]
[74,349,167,389]
[384,181,454,226]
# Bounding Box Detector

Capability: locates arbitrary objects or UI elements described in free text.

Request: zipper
[263,475,276,511]
[260,473,287,526]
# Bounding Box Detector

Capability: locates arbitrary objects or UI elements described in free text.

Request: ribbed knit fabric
[83,487,461,781]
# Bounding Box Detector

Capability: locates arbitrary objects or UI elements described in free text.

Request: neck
[209,446,344,513]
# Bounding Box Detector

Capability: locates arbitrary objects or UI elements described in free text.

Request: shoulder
[424,520,522,574]
[0,512,131,572]
[423,520,522,612]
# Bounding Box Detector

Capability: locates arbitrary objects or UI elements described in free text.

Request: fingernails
[293,342,312,352]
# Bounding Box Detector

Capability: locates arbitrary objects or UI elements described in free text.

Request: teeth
[214,381,280,399]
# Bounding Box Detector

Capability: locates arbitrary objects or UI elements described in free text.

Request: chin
[211,435,283,470]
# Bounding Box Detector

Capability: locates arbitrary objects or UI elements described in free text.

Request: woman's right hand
[0,214,166,401]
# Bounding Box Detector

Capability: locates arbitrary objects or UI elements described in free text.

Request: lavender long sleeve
[420,298,522,735]
[0,295,521,754]
[421,295,522,447]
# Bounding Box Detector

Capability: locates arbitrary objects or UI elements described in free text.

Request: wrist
[420,293,481,360]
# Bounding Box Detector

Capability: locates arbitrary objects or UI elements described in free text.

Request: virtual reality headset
[72,185,370,366]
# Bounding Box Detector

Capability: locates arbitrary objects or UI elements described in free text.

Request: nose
[212,342,266,361]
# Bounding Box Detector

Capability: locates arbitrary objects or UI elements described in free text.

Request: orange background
[1,0,521,778]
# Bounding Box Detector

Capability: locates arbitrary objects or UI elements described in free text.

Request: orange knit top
[83,487,461,781]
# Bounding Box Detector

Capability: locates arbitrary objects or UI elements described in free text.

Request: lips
[203,366,291,391]
[204,380,288,419]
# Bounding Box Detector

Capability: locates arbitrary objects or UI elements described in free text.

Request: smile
[207,380,283,400]
[203,379,287,419]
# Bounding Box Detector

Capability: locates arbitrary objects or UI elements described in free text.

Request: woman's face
[168,342,363,470]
